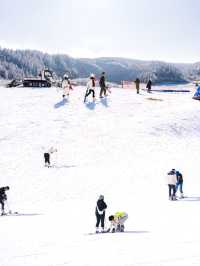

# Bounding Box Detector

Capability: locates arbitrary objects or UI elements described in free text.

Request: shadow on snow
[54,98,68,109]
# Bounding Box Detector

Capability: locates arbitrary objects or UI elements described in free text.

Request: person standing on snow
[99,72,107,98]
[107,212,128,233]
[134,78,140,94]
[167,169,177,200]
[44,147,57,167]
[175,170,184,198]
[0,186,10,215]
[84,74,96,102]
[146,79,152,93]
[95,195,107,233]
[62,74,72,98]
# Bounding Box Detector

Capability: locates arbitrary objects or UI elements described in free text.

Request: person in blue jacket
[175,170,184,198]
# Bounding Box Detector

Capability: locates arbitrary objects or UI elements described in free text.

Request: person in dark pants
[99,72,107,98]
[84,74,96,102]
[167,169,177,200]
[176,170,184,198]
[146,79,152,93]
[134,78,140,94]
[95,195,107,233]
[0,186,10,215]
[44,147,57,167]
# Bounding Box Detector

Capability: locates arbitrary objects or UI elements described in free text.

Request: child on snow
[95,195,107,233]
[62,74,72,98]
[84,74,96,102]
[107,212,128,233]
[44,147,57,167]
[0,186,10,215]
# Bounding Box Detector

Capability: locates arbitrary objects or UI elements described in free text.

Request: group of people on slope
[134,78,152,94]
[95,195,128,233]
[61,72,109,102]
[167,168,184,200]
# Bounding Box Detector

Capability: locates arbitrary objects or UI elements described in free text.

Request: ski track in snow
[1,84,200,266]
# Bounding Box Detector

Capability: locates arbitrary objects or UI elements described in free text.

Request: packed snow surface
[0,84,200,266]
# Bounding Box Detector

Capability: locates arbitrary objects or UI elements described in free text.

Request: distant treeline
[0,47,200,83]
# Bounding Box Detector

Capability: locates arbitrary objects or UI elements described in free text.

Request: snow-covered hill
[1,84,200,266]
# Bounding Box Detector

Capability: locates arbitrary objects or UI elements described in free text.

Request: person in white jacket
[44,147,57,167]
[62,75,72,98]
[167,169,177,200]
[84,74,96,102]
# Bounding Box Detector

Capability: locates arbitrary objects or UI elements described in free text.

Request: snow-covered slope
[1,84,200,266]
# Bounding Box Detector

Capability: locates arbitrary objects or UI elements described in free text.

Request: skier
[146,79,152,93]
[134,78,140,94]
[176,170,184,198]
[99,72,107,98]
[84,74,96,102]
[95,195,107,233]
[167,169,177,200]
[0,186,10,215]
[62,74,72,98]
[44,147,57,167]
[107,212,128,233]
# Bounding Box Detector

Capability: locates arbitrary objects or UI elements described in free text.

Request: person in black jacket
[95,195,107,233]
[99,72,107,98]
[146,79,152,93]
[0,186,10,215]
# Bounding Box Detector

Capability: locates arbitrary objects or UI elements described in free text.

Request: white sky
[0,0,200,62]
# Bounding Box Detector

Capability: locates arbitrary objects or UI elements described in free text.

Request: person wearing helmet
[62,74,72,98]
[84,74,96,102]
[95,195,107,233]
[107,211,128,233]
[0,186,10,215]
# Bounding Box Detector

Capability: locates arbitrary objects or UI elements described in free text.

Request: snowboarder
[62,74,72,98]
[84,74,96,102]
[44,147,57,167]
[146,79,152,93]
[167,169,177,200]
[107,212,128,233]
[175,170,184,198]
[134,78,140,94]
[0,186,10,215]
[95,195,107,233]
[99,72,107,98]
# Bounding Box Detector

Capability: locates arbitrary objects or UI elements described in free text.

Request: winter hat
[90,73,95,78]
[109,215,114,221]
[99,195,104,200]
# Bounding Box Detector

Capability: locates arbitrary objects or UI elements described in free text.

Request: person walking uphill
[0,186,10,215]
[99,72,107,98]
[134,78,140,94]
[167,169,177,200]
[95,195,107,233]
[84,74,96,102]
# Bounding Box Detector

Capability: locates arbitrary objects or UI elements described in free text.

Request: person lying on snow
[107,212,128,233]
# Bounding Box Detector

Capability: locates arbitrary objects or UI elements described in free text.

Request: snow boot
[116,224,121,232]
[96,227,99,234]
[120,225,125,232]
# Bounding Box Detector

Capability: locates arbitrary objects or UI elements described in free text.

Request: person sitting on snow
[0,186,10,215]
[44,147,57,167]
[107,211,128,233]
[62,74,72,98]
